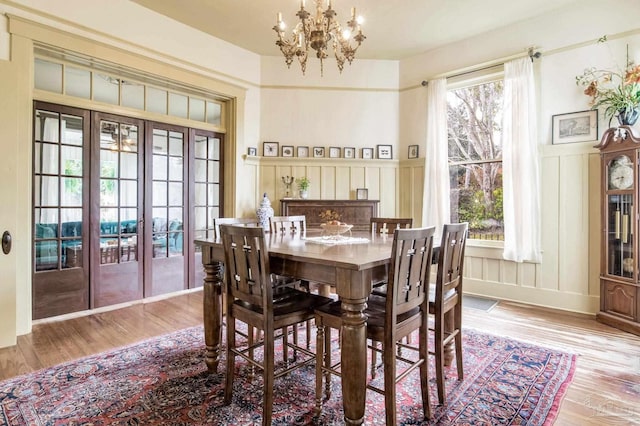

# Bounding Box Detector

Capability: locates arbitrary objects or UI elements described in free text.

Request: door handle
[2,231,11,255]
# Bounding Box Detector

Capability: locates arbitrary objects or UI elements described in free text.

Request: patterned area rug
[0,325,576,425]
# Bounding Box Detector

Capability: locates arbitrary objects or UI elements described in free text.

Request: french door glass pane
[120,180,137,207]
[39,176,59,206]
[100,178,118,206]
[100,150,118,177]
[169,157,182,180]
[169,182,182,205]
[120,152,137,179]
[61,146,82,175]
[61,178,82,206]
[61,115,84,145]
[153,182,167,206]
[38,143,59,174]
[153,155,168,180]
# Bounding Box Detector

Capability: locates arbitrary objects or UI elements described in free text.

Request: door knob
[2,231,11,255]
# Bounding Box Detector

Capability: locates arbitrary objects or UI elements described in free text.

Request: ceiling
[132,0,582,60]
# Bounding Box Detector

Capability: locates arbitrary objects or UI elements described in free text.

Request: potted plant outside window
[296,177,310,199]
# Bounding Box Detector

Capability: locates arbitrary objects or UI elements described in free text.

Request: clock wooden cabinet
[596,125,640,336]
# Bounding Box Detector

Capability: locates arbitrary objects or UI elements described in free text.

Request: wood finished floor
[0,290,638,425]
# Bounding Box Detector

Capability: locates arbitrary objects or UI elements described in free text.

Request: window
[447,78,504,240]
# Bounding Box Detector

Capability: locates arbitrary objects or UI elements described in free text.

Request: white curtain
[502,57,541,263]
[422,78,450,239]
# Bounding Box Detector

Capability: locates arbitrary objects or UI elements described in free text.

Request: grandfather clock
[596,125,640,336]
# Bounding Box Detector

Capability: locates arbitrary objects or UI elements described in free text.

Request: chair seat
[315,297,422,340]
[234,288,331,320]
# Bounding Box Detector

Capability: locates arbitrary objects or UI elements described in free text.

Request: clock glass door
[607,194,634,278]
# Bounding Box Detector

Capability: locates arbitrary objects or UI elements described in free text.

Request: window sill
[466,239,503,249]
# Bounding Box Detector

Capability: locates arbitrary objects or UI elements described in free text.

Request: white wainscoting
[400,143,601,314]
[244,156,400,217]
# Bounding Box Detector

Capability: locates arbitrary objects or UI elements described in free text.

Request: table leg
[340,298,367,425]
[203,259,223,373]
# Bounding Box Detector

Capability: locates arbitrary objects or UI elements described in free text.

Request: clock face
[609,155,634,190]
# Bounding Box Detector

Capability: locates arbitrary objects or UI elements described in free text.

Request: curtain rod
[421,47,541,86]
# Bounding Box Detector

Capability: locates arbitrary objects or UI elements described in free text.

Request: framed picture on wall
[263,141,279,157]
[356,188,368,200]
[362,148,373,159]
[329,147,341,158]
[377,144,393,159]
[297,146,309,157]
[313,147,325,158]
[552,110,598,144]
[408,145,419,159]
[247,147,257,156]
[344,147,355,158]
[282,145,294,157]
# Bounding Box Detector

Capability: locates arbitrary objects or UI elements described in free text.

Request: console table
[280,199,379,231]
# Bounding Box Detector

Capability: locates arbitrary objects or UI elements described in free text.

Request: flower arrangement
[575,37,640,125]
[296,176,310,191]
[319,209,342,224]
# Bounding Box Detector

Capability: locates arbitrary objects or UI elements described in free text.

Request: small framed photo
[408,145,419,159]
[263,141,279,157]
[356,188,368,200]
[247,147,257,156]
[552,110,598,144]
[297,146,309,157]
[377,144,393,159]
[313,147,325,158]
[362,148,373,159]
[344,147,355,158]
[282,145,294,157]
[329,147,341,158]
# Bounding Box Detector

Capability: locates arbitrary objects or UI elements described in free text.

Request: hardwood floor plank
[0,290,638,424]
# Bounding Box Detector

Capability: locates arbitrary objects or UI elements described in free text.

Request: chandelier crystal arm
[273,0,365,76]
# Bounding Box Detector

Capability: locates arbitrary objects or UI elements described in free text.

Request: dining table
[195,229,448,425]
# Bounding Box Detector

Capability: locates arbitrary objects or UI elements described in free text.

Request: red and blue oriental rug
[0,326,576,425]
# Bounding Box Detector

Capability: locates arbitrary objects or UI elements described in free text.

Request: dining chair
[369,217,415,373]
[220,224,332,426]
[429,222,468,404]
[269,215,313,349]
[314,226,436,424]
[215,217,301,360]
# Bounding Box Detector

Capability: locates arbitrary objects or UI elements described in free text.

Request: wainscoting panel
[251,157,398,218]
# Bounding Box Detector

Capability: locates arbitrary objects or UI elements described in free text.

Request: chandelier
[273,0,366,76]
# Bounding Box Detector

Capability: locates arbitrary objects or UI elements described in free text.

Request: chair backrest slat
[269,215,306,234]
[370,217,413,235]
[386,227,436,324]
